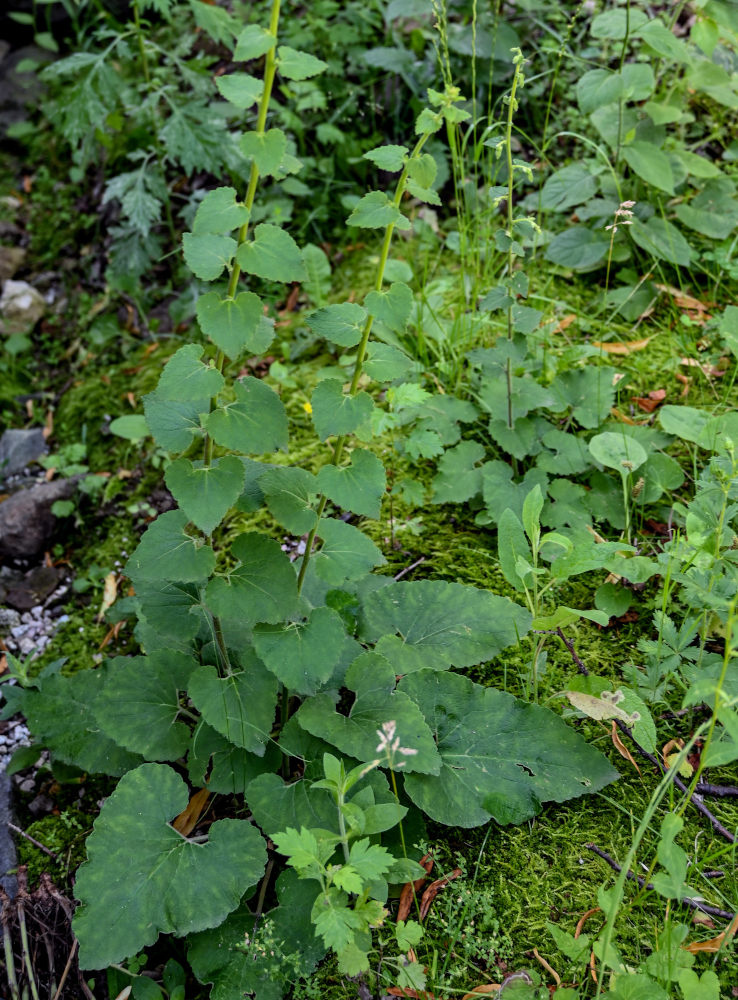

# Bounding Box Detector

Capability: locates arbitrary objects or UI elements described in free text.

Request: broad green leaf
[364,281,413,331]
[400,671,618,826]
[311,379,374,440]
[482,462,550,523]
[134,579,203,650]
[196,291,270,359]
[206,532,298,625]
[22,668,144,777]
[347,191,410,230]
[589,432,648,475]
[236,223,306,283]
[549,367,616,428]
[182,233,237,281]
[126,510,215,584]
[247,774,340,838]
[307,303,367,347]
[157,344,224,401]
[540,163,598,210]
[313,517,386,584]
[635,20,690,62]
[637,452,684,503]
[296,653,441,774]
[364,343,417,382]
[658,405,709,444]
[233,23,276,61]
[192,187,248,235]
[188,652,279,753]
[189,0,238,44]
[165,456,245,536]
[407,153,437,189]
[188,722,278,795]
[675,203,737,239]
[620,63,655,101]
[239,128,287,178]
[93,650,196,761]
[316,449,386,518]
[360,580,531,673]
[215,73,263,108]
[622,142,674,194]
[497,508,533,591]
[107,414,149,443]
[254,606,347,696]
[278,45,328,80]
[431,440,485,504]
[545,226,609,270]
[259,466,318,533]
[531,607,609,629]
[73,764,267,969]
[363,144,408,171]
[204,377,288,453]
[575,69,624,113]
[630,217,691,267]
[144,392,207,451]
[590,8,648,37]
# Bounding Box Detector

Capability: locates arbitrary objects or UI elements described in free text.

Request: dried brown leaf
[592,337,651,355]
[610,721,641,774]
[172,788,210,836]
[419,867,462,921]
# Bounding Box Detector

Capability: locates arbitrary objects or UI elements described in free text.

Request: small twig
[250,856,275,948]
[50,937,78,1000]
[555,627,589,674]
[8,824,61,862]
[585,843,735,921]
[615,721,736,843]
[394,556,425,581]
[695,781,738,798]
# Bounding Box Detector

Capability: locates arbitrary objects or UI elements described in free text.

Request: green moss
[16,809,90,889]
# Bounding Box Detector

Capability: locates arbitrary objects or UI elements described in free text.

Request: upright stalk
[504,57,523,430]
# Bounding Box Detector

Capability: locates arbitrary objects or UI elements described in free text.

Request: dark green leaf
[182,233,237,281]
[196,291,270,359]
[157,344,224,401]
[236,223,306,283]
[165,456,245,536]
[630,217,692,267]
[126,510,215,584]
[188,652,278,754]
[347,191,410,230]
[144,392,207,452]
[316,449,386,518]
[545,227,609,270]
[204,377,288,453]
[259,466,318,533]
[205,532,298,625]
[311,379,374,440]
[313,518,386,584]
[188,722,279,795]
[307,303,367,348]
[254,606,347,695]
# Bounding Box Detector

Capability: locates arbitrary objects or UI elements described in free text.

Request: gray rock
[0,427,46,478]
[0,478,77,560]
[0,245,26,282]
[0,771,17,896]
[0,607,20,629]
[0,279,45,336]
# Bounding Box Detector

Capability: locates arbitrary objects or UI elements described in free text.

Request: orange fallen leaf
[675,372,690,397]
[632,389,666,413]
[172,788,211,836]
[611,721,641,774]
[43,409,54,440]
[0,653,7,675]
[397,852,434,923]
[99,620,125,650]
[461,986,501,999]
[419,867,462,921]
[126,392,136,408]
[683,913,738,954]
[96,573,118,623]
[386,990,436,999]
[679,357,726,377]
[609,408,641,426]
[592,336,651,355]
[44,467,56,482]
[552,314,577,335]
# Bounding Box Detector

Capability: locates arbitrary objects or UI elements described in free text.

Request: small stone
[0,428,47,479]
[0,246,26,283]
[17,777,35,794]
[0,478,78,559]
[0,279,45,336]
[0,607,20,629]
[27,793,54,817]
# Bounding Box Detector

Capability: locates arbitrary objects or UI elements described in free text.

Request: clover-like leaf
[239,128,287,178]
[253,606,347,696]
[236,223,306,283]
[399,671,619,826]
[311,379,374,440]
[359,580,531,674]
[205,532,298,626]
[192,187,249,235]
[188,650,279,754]
[307,303,367,348]
[347,191,410,230]
[196,291,271,359]
[73,763,267,969]
[165,456,245,536]
[259,466,318,534]
[316,449,386,519]
[157,344,224,402]
[182,233,237,281]
[296,653,441,774]
[126,510,216,584]
[204,377,288,453]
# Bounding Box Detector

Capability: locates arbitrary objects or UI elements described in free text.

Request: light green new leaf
[259,466,318,534]
[188,651,279,753]
[498,508,533,591]
[192,187,249,235]
[630,217,691,267]
[311,379,374,440]
[307,303,367,347]
[622,142,674,194]
[126,510,215,583]
[347,191,410,230]
[205,532,298,626]
[364,281,413,332]
[296,653,441,774]
[407,152,436,189]
[239,128,287,178]
[360,580,531,673]
[215,72,263,108]
[196,290,270,359]
[277,45,328,80]
[93,650,196,761]
[316,449,386,518]
[233,23,276,61]
[144,392,208,452]
[658,404,709,443]
[204,376,288,453]
[313,517,386,584]
[73,764,267,969]
[157,343,224,401]
[236,223,306,283]
[363,144,408,171]
[165,456,245,536]
[400,671,618,826]
[108,415,149,442]
[22,668,144,777]
[182,233,237,281]
[254,606,347,696]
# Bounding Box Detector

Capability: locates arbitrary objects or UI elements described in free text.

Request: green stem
[504,60,522,430]
[132,0,150,85]
[3,917,19,1000]
[296,133,430,594]
[18,900,40,1000]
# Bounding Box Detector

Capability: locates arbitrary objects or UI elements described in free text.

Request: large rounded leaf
[399,671,618,827]
[73,764,267,969]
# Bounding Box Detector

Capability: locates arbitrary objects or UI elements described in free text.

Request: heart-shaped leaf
[157,344,224,402]
[364,281,413,331]
[215,72,263,108]
[347,191,410,230]
[259,466,318,534]
[311,379,374,440]
[165,456,245,535]
[312,517,386,584]
[253,606,347,695]
[196,290,271,359]
[73,763,267,969]
[144,391,208,452]
[239,128,287,178]
[236,223,306,283]
[204,377,288,453]
[205,532,298,625]
[126,510,216,584]
[316,449,386,518]
[182,233,237,281]
[234,24,276,61]
[307,302,367,347]
[192,187,249,235]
